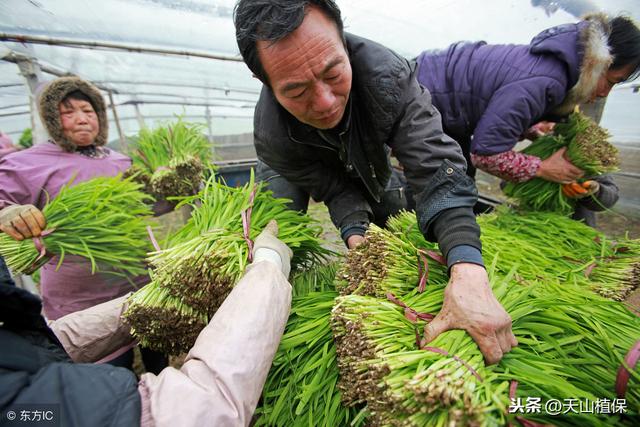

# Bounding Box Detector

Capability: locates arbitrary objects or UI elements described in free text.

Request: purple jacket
[415,17,610,155]
[0,142,145,320]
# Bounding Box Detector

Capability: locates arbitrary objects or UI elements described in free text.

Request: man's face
[257,6,352,130]
[589,63,636,102]
[59,98,99,147]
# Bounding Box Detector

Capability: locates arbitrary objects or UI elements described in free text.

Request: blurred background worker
[415,13,640,224]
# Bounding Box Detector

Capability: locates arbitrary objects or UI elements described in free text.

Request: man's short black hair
[608,15,640,81]
[234,0,345,86]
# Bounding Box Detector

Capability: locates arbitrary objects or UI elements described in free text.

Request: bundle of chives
[146,229,246,316]
[255,263,367,427]
[387,209,577,284]
[0,175,153,276]
[125,174,331,354]
[480,208,640,300]
[123,280,207,355]
[126,118,213,198]
[527,283,640,411]
[331,269,509,426]
[172,172,332,269]
[336,222,448,297]
[503,112,619,214]
[388,208,640,300]
[333,258,635,426]
[557,112,619,174]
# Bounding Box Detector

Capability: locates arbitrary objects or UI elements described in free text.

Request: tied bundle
[0,175,153,276]
[331,217,640,425]
[336,218,448,297]
[503,112,619,214]
[124,173,332,354]
[125,118,213,199]
[479,207,640,301]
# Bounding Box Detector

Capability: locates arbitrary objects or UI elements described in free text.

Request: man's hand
[561,180,600,198]
[421,263,517,365]
[535,147,584,184]
[0,204,46,241]
[346,234,366,249]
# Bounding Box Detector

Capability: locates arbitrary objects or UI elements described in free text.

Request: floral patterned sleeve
[471,151,541,183]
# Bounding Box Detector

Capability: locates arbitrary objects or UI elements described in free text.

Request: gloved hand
[561,180,600,198]
[0,204,46,241]
[252,220,293,278]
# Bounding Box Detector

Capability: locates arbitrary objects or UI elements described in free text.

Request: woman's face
[58,98,99,147]
[590,63,637,102]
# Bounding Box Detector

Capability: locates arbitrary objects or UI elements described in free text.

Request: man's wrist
[446,245,484,270]
[340,222,368,245]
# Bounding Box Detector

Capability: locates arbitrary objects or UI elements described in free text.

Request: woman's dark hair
[60,90,96,110]
[234,0,344,85]
[608,15,640,81]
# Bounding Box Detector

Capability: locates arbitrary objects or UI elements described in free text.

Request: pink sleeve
[471,151,541,183]
[0,156,40,209]
[138,261,292,427]
[48,294,135,363]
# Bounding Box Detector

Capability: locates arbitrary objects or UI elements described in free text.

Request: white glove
[252,220,293,278]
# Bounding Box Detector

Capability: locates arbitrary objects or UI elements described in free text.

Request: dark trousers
[0,256,15,287]
[256,160,414,229]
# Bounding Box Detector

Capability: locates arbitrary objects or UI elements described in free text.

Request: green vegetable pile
[0,175,153,276]
[255,208,640,426]
[503,112,619,214]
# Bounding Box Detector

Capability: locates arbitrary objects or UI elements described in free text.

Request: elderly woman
[415,13,640,225]
[0,76,166,372]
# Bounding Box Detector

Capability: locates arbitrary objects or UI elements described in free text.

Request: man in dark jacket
[415,13,640,226]
[234,0,517,364]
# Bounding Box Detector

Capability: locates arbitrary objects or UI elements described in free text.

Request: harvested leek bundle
[255,264,367,427]
[125,175,331,354]
[146,229,245,316]
[336,220,448,297]
[387,209,640,301]
[480,208,640,300]
[125,118,213,199]
[123,281,207,355]
[0,175,153,275]
[503,112,619,214]
[170,173,331,268]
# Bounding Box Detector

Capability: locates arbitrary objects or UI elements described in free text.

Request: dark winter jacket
[573,174,619,226]
[0,279,141,427]
[415,14,612,155]
[254,33,481,258]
